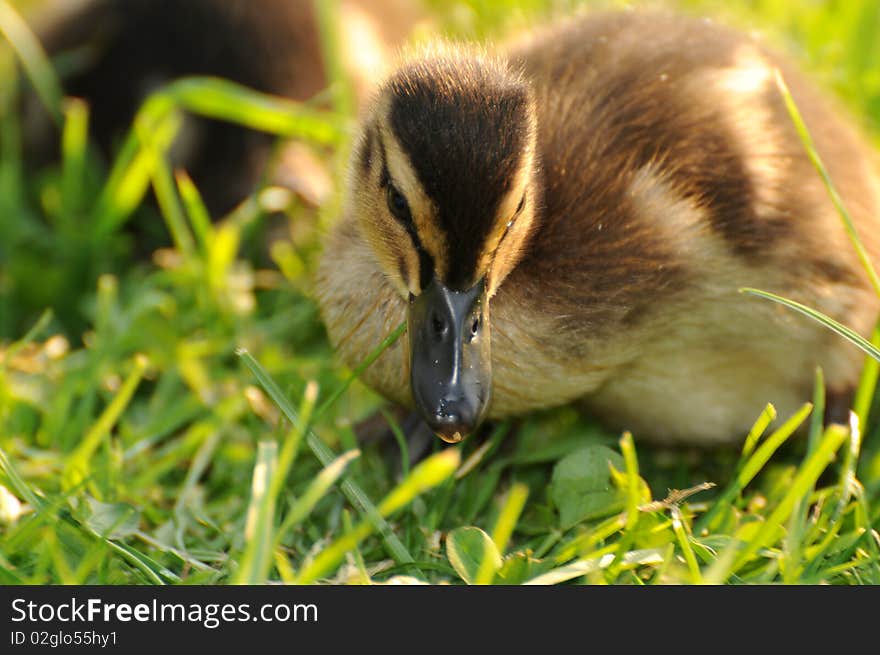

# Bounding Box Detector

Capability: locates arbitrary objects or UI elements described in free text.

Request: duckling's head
[347,46,538,442]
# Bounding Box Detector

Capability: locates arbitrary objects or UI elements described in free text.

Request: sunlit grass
[0,0,878,585]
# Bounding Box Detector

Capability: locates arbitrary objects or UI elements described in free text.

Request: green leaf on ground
[550,445,626,528]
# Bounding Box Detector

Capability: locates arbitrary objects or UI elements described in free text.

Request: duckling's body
[317,11,880,445]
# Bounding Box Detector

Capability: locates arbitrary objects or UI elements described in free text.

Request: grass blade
[234,441,278,584]
[312,0,355,118]
[376,449,460,517]
[237,347,418,569]
[807,368,826,455]
[0,448,43,510]
[0,0,62,124]
[150,148,196,259]
[775,70,880,296]
[63,355,149,489]
[93,112,180,235]
[314,321,406,421]
[853,326,880,427]
[162,77,343,145]
[525,549,664,585]
[605,432,642,583]
[295,449,459,583]
[784,371,826,582]
[741,403,777,460]
[380,408,410,478]
[465,482,529,585]
[490,482,529,556]
[0,309,53,371]
[270,382,317,503]
[742,288,880,362]
[274,448,361,548]
[830,412,862,524]
[236,382,319,583]
[60,98,89,219]
[0,452,176,584]
[671,507,702,583]
[92,75,342,236]
[175,170,214,255]
[696,402,812,534]
[731,424,850,574]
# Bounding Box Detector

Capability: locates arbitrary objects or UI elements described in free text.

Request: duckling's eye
[386,183,411,222]
[465,314,482,344]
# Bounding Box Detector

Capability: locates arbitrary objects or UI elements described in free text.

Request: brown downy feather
[317,10,880,445]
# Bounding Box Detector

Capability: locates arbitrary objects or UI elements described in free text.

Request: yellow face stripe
[352,80,538,297]
[377,97,448,282]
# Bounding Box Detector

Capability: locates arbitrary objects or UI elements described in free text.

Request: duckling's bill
[408,276,491,442]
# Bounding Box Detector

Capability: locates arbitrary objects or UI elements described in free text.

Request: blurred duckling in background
[317,10,880,446]
[26,0,423,215]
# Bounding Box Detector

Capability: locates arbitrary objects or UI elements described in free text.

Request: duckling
[316,10,880,446]
[27,0,422,215]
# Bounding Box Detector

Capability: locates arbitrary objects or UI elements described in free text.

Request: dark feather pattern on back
[503,11,878,333]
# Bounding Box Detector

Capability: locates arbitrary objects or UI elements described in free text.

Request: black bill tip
[408,276,491,443]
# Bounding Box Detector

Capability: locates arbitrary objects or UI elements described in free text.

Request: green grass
[1,0,879,585]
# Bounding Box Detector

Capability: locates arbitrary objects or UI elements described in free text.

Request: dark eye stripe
[386,183,413,226]
[377,134,434,290]
[378,137,416,234]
